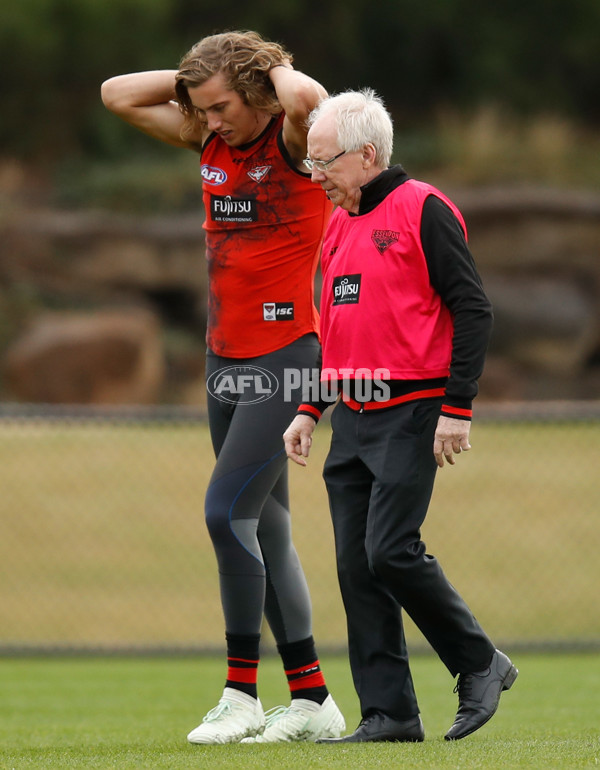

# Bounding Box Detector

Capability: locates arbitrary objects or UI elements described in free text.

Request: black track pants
[323,398,495,719]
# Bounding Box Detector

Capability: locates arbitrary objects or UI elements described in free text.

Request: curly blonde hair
[175,31,292,139]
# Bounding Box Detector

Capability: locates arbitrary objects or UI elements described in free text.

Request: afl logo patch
[201,165,227,185]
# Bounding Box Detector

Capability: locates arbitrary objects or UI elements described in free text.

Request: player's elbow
[100,79,118,112]
[285,79,327,124]
[100,77,130,115]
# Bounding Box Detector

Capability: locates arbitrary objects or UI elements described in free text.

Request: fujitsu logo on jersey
[371,229,400,254]
[211,195,258,222]
[248,165,271,183]
[201,165,227,185]
[332,274,361,305]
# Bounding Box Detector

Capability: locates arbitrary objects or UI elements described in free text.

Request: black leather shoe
[445,649,518,740]
[317,712,424,743]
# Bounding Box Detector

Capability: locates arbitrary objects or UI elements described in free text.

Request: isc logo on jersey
[263,302,295,321]
[201,165,227,185]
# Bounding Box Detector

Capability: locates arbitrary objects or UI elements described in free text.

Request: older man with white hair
[284,89,517,743]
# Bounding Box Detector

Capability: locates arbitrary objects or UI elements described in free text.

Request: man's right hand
[283,415,317,466]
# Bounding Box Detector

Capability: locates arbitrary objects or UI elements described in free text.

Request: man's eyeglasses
[303,150,346,172]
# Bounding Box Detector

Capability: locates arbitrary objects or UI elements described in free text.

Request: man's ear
[362,142,377,168]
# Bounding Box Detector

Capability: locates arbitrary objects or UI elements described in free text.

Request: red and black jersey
[201,114,332,358]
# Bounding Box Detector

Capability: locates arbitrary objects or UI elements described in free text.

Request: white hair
[308,88,393,168]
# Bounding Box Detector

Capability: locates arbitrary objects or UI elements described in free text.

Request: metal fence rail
[1,401,599,655]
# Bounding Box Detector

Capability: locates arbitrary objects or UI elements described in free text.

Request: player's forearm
[101,70,178,114]
[269,66,327,124]
[101,69,194,149]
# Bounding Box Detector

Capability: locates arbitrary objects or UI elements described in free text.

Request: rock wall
[455,188,600,399]
[1,187,599,404]
[4,309,164,404]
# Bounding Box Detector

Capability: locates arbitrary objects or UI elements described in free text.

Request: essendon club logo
[332,274,361,305]
[248,165,271,183]
[371,229,400,254]
[263,302,295,321]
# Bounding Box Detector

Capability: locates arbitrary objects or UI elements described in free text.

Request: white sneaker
[187,687,265,744]
[241,694,345,743]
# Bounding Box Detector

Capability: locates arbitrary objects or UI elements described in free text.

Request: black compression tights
[204,334,320,645]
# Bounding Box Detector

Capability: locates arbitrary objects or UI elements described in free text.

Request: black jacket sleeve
[297,347,330,422]
[420,195,493,417]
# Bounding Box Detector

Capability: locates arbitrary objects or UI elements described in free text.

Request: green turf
[0,652,598,768]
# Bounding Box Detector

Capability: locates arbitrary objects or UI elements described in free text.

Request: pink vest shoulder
[398,179,467,239]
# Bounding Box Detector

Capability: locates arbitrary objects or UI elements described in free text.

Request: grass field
[1,652,599,768]
[1,414,599,766]
[1,416,599,650]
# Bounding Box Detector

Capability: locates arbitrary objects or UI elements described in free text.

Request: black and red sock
[225,632,260,699]
[277,636,328,705]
